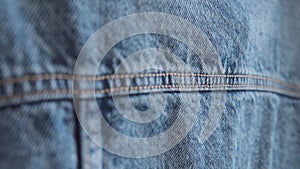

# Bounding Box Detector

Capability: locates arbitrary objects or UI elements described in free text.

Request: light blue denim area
[0,0,300,169]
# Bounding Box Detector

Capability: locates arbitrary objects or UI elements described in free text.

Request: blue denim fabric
[1,0,300,169]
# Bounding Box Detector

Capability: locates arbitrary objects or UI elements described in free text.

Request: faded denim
[0,0,300,169]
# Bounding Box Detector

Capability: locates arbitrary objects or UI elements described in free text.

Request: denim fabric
[0,0,300,169]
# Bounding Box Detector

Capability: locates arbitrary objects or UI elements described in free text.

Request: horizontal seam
[1,84,300,100]
[0,73,299,90]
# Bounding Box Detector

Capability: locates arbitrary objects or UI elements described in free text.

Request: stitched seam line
[1,84,300,100]
[0,73,299,90]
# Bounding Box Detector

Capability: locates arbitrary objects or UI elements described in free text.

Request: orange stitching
[0,84,299,100]
[0,73,299,90]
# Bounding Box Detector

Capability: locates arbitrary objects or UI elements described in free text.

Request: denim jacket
[0,0,300,168]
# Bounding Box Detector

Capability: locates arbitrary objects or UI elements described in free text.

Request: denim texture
[0,0,300,168]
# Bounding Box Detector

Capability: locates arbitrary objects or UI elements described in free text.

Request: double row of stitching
[0,73,300,90]
[1,84,300,100]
